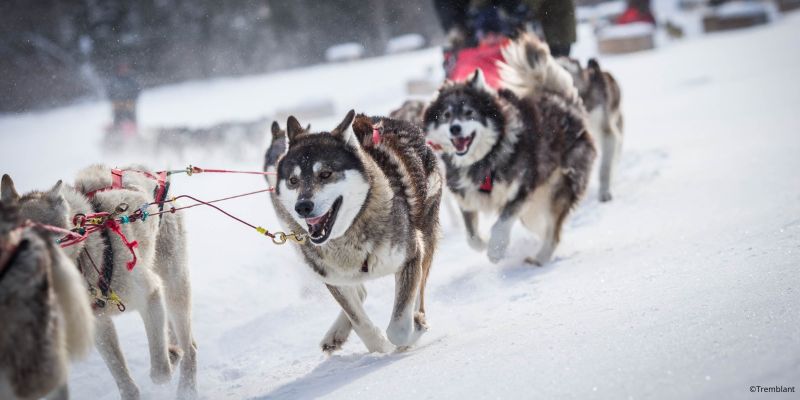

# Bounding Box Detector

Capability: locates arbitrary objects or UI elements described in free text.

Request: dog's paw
[467,235,487,251]
[487,237,509,263]
[414,312,429,331]
[599,191,613,202]
[120,386,141,400]
[150,362,173,385]
[168,345,183,367]
[524,256,546,267]
[320,335,347,354]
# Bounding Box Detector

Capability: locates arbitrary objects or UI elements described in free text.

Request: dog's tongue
[453,137,471,152]
[305,213,327,226]
[306,212,329,237]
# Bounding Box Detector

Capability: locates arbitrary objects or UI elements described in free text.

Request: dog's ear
[271,121,282,138]
[46,180,63,201]
[286,116,305,144]
[306,124,311,131]
[1,174,20,202]
[331,109,356,144]
[468,69,490,92]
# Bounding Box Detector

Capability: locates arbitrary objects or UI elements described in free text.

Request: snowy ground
[2,11,799,400]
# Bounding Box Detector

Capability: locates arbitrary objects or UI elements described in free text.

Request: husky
[263,121,287,188]
[272,110,441,352]
[0,201,94,400]
[558,57,623,202]
[423,33,596,265]
[389,100,426,127]
[1,167,197,400]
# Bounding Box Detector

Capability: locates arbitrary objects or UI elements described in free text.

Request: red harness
[86,168,169,205]
[479,171,494,193]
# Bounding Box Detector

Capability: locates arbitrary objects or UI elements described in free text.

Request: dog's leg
[320,284,364,353]
[45,384,68,400]
[598,115,620,203]
[95,317,140,400]
[461,209,487,251]
[415,237,436,330]
[387,250,425,347]
[139,286,173,385]
[487,189,530,263]
[326,284,393,353]
[157,236,198,398]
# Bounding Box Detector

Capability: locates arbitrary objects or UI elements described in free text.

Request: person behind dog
[432,0,576,57]
[107,62,141,136]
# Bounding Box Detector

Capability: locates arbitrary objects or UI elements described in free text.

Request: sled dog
[0,201,94,400]
[2,166,197,400]
[558,57,624,202]
[272,110,441,352]
[423,33,596,265]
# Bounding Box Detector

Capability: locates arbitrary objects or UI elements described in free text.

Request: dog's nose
[295,199,315,217]
[450,125,462,136]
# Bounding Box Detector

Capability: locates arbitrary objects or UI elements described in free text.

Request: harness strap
[479,171,493,193]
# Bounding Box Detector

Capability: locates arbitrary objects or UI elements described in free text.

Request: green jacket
[525,0,577,46]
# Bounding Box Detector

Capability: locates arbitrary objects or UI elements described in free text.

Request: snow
[576,0,627,22]
[597,22,656,39]
[2,11,800,400]
[385,34,427,54]
[712,1,770,18]
[325,43,366,62]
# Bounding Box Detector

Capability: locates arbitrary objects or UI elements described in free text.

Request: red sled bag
[447,37,510,89]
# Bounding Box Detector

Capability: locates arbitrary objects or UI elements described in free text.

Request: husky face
[556,57,588,93]
[1,175,69,230]
[424,70,503,167]
[275,111,369,245]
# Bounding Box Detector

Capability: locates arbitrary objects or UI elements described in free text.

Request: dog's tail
[49,243,95,360]
[498,33,580,104]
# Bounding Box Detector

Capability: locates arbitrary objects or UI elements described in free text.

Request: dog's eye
[319,171,332,179]
[442,111,451,120]
[288,177,299,185]
[464,109,474,118]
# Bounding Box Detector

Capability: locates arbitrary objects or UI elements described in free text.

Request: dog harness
[479,171,494,193]
[86,168,171,218]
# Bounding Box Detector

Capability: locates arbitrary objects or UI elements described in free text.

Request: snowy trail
[1,13,799,400]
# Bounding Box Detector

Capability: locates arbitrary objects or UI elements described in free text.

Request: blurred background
[0,0,443,112]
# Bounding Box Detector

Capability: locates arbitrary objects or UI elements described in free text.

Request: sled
[777,0,800,12]
[597,22,655,55]
[702,1,770,33]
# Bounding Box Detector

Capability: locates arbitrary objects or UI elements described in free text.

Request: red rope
[148,190,274,236]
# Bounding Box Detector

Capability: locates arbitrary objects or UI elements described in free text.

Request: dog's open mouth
[304,196,343,244]
[451,132,476,155]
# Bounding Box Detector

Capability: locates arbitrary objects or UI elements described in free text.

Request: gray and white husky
[0,201,94,400]
[423,33,596,265]
[272,111,442,353]
[558,57,624,202]
[1,166,197,400]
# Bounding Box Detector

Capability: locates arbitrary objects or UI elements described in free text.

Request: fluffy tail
[49,244,95,360]
[498,33,580,104]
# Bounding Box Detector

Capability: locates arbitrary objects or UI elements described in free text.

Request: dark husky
[0,200,94,400]
[272,110,442,352]
[423,33,596,265]
[558,57,624,202]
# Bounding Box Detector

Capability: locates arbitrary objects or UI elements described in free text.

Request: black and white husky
[423,33,596,265]
[558,57,624,202]
[272,111,442,352]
